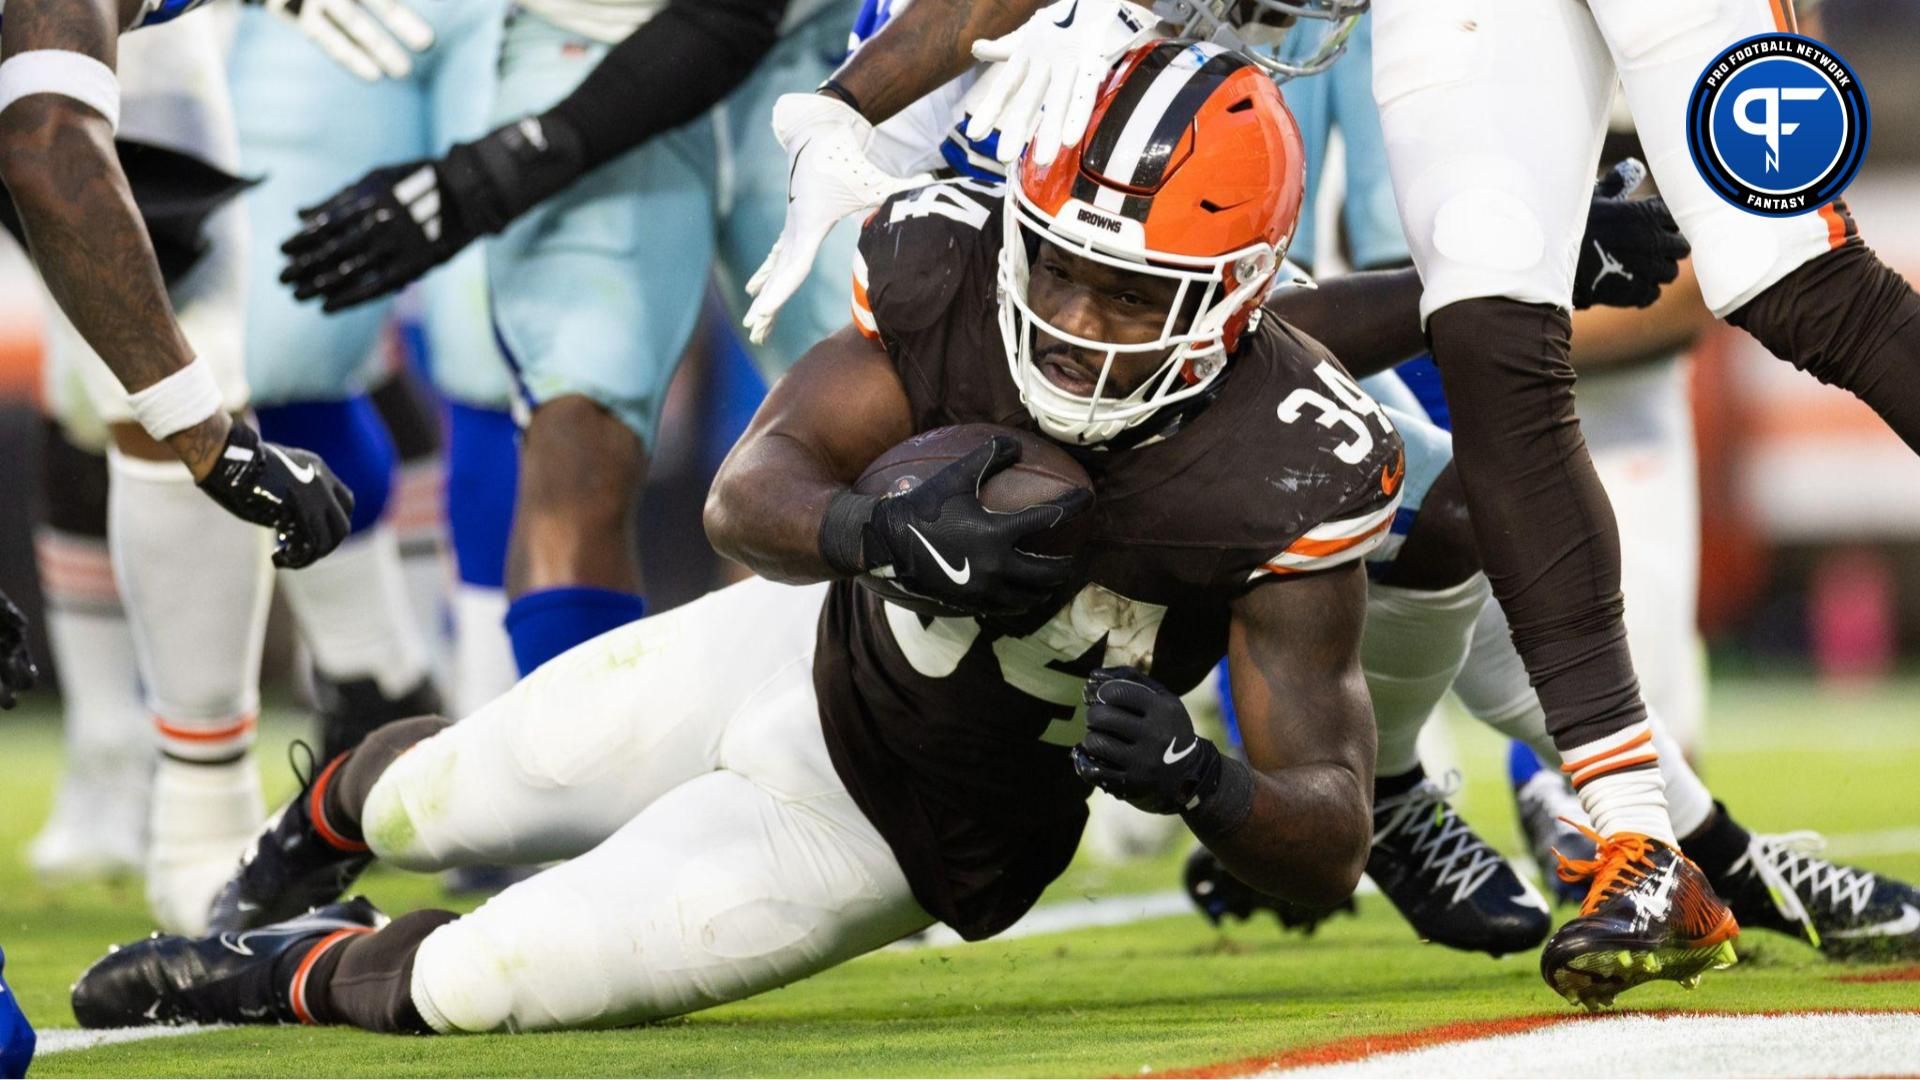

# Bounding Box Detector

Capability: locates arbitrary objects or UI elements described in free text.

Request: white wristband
[127,357,222,440]
[0,51,120,132]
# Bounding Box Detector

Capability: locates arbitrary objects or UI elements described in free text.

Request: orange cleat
[1540,825,1739,1010]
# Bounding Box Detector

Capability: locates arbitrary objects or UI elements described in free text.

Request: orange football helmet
[998,40,1307,444]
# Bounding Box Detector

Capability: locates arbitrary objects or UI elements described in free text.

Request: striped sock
[1561,720,1676,845]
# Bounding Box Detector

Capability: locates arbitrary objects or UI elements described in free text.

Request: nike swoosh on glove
[198,424,355,570]
[0,589,37,710]
[1072,666,1223,815]
[1573,157,1692,310]
[962,0,1159,166]
[744,93,931,345]
[827,435,1090,618]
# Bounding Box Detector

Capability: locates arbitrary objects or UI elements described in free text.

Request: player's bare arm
[1073,564,1375,909]
[1266,269,1427,381]
[830,0,1042,124]
[706,325,916,584]
[1570,258,1714,372]
[0,0,227,476]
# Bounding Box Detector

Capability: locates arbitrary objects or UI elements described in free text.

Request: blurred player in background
[227,0,516,752]
[277,0,868,679]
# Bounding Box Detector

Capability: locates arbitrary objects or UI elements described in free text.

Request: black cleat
[72,897,385,1028]
[1712,831,1920,961]
[315,675,442,764]
[1512,770,1596,906]
[1542,828,1738,1010]
[1369,775,1552,957]
[1183,846,1355,933]
[207,744,374,934]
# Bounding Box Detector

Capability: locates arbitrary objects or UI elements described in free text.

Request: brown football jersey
[817,179,1404,941]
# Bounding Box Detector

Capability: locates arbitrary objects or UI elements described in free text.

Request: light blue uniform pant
[485,0,860,445]
[231,0,513,409]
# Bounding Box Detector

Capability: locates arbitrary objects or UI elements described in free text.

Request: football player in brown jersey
[71,41,1415,1035]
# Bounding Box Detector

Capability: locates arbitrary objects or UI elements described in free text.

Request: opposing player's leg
[1373,0,1733,1004]
[211,578,831,928]
[489,9,719,675]
[232,6,448,758]
[1590,0,1920,453]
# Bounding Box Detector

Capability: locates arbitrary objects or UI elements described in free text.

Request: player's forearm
[0,97,230,478]
[1268,268,1427,380]
[830,0,1045,123]
[1570,259,1712,372]
[706,432,852,585]
[1204,760,1371,907]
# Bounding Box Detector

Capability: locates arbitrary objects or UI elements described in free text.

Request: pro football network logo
[1685,33,1869,217]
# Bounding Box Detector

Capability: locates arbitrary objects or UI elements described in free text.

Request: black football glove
[1072,667,1225,815]
[198,423,355,570]
[281,114,586,312]
[1573,158,1691,311]
[0,588,37,709]
[821,435,1090,618]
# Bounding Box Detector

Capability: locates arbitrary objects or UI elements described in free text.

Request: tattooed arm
[0,0,232,479]
[830,0,1042,123]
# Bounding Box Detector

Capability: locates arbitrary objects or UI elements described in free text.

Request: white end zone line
[36,1023,223,1056]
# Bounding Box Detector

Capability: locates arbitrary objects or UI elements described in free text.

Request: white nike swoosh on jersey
[1827,903,1920,939]
[1163,739,1198,765]
[906,524,970,584]
[264,443,317,485]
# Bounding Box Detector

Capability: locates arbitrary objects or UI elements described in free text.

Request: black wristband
[819,491,881,577]
[817,79,863,116]
[443,113,589,236]
[1183,755,1255,844]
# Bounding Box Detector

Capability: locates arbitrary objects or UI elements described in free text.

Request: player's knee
[1410,185,1565,314]
[1726,242,1915,392]
[1426,298,1577,426]
[341,715,451,856]
[519,395,645,527]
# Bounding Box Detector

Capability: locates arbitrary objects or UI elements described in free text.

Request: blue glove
[0,944,35,1079]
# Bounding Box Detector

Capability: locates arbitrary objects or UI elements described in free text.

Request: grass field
[5,676,1919,1077]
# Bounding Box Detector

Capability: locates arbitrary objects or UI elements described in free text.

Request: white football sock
[279,525,431,697]
[107,450,272,729]
[108,450,275,931]
[1562,720,1674,845]
[31,527,151,877]
[451,583,516,718]
[1654,715,1713,839]
[1363,575,1491,777]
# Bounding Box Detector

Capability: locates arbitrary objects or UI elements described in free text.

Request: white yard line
[1261,1011,1920,1078]
[36,1023,222,1056]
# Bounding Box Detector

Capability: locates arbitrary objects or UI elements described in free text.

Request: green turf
[8,677,1919,1077]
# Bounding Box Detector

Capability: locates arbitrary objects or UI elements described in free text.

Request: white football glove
[743,93,931,346]
[252,0,436,81]
[962,0,1159,167]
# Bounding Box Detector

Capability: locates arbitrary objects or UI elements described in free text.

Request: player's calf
[209,716,448,933]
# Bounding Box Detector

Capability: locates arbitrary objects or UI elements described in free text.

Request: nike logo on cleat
[1827,903,1920,939]
[906,524,971,584]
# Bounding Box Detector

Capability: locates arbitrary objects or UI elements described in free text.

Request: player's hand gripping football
[962,0,1160,166]
[1073,667,1223,815]
[283,118,583,312]
[198,423,355,570]
[743,93,931,345]
[1574,158,1691,310]
[0,588,38,710]
[828,435,1090,617]
[244,0,435,81]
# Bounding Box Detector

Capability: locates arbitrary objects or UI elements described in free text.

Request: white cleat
[30,755,151,883]
[145,756,267,935]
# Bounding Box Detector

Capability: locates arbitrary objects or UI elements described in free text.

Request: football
[851,424,1095,615]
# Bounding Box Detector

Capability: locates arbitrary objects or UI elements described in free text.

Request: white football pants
[1373,0,1847,321]
[359,577,932,1033]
